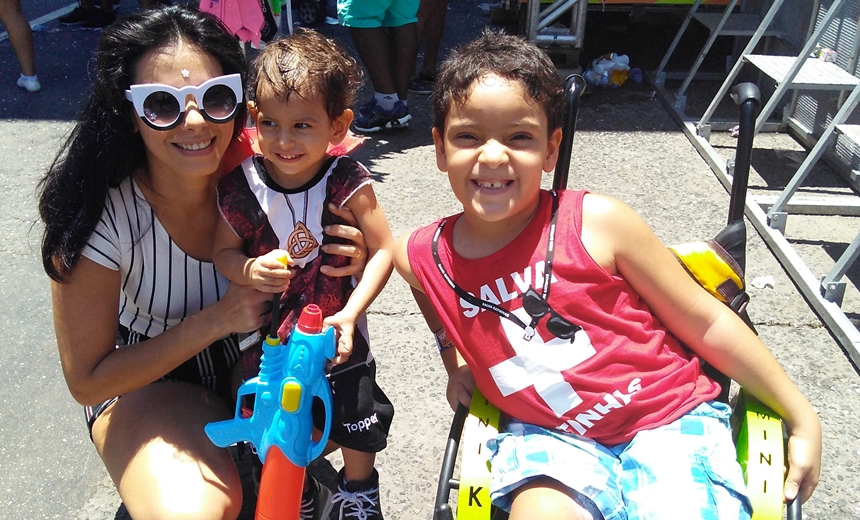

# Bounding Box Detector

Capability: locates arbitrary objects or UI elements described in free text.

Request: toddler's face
[252,86,348,188]
[433,74,561,226]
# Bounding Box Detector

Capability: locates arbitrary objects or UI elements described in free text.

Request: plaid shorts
[487,401,752,520]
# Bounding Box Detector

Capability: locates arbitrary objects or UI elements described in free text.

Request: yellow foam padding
[668,241,743,304]
[733,388,785,520]
[458,388,501,520]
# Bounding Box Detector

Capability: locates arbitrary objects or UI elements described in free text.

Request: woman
[38,7,366,519]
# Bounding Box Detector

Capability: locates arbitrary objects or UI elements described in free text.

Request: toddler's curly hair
[250,28,363,120]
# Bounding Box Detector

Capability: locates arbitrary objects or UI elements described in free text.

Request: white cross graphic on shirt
[488,307,596,417]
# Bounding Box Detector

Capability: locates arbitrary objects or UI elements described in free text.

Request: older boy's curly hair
[432,29,565,135]
[249,28,363,120]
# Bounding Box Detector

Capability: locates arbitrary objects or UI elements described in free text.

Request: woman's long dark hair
[38,5,247,282]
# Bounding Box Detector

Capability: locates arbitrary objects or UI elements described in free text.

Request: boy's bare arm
[334,184,394,318]
[395,234,474,409]
[412,286,474,410]
[582,193,821,503]
[393,231,420,288]
[212,216,253,283]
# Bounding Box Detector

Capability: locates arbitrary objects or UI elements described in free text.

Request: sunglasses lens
[547,315,580,340]
[522,290,550,318]
[142,91,181,127]
[202,83,238,120]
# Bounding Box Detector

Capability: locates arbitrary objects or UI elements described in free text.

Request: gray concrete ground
[1,1,859,519]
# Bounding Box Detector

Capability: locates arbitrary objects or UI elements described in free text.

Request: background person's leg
[0,0,37,81]
[415,0,448,78]
[390,22,417,101]
[350,26,397,95]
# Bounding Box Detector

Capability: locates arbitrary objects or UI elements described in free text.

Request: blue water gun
[205,303,336,520]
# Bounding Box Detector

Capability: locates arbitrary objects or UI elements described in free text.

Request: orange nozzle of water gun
[256,447,306,520]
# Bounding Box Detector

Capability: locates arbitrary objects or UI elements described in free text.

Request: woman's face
[131,41,236,183]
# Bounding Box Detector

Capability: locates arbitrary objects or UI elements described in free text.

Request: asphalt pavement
[1,1,859,519]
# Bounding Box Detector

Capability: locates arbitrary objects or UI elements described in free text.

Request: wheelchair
[432,77,802,520]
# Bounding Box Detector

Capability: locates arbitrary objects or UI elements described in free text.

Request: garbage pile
[583,53,642,89]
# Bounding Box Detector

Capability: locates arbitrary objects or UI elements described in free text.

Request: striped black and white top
[83,178,229,338]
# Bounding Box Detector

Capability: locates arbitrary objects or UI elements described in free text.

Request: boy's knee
[509,478,595,520]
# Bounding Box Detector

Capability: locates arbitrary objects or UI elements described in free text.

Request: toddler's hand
[249,250,292,293]
[324,310,357,365]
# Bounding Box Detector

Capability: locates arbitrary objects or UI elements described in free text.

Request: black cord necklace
[431,190,580,342]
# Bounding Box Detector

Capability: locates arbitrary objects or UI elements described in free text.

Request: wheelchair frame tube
[553,75,586,192]
[433,404,469,520]
[728,83,761,225]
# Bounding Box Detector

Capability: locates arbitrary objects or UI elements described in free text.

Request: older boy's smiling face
[433,73,561,231]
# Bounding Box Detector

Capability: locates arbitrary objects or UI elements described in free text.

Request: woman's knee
[120,437,243,520]
[92,382,242,519]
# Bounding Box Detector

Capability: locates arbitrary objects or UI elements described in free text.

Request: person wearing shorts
[337,0,419,133]
[394,30,822,519]
[213,30,396,520]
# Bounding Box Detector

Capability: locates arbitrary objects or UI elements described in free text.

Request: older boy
[394,30,821,520]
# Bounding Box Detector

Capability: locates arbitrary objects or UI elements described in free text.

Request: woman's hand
[321,204,367,278]
[214,282,271,335]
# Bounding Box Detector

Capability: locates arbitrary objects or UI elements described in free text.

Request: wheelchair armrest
[733,388,801,520]
[434,390,502,520]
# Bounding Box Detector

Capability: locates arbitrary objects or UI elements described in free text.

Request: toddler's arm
[323,184,394,364]
[581,193,822,503]
[212,215,292,293]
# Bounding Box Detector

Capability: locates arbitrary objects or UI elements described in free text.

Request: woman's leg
[0,0,36,76]
[91,381,243,520]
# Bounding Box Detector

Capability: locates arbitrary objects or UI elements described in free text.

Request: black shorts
[84,326,242,437]
[313,360,394,453]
